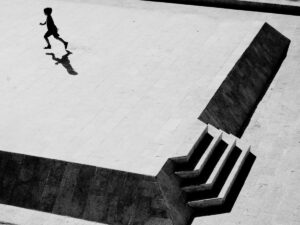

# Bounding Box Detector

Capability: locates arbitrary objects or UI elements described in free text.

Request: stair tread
[194,131,222,171]
[219,146,250,199]
[188,197,222,208]
[185,125,209,162]
[187,146,250,208]
[206,139,236,185]
[175,170,199,177]
[172,125,208,164]
[175,131,222,179]
[181,140,236,194]
[182,184,209,192]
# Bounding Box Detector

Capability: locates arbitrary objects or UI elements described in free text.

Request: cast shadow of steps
[192,152,255,218]
[157,124,255,224]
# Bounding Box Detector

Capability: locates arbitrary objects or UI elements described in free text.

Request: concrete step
[171,125,208,165]
[181,139,236,193]
[175,131,222,179]
[205,139,236,187]
[187,145,250,208]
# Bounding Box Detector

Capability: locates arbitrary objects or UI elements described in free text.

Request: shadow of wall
[199,23,290,137]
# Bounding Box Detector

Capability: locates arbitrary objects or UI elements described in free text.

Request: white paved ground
[0,0,299,224]
[0,204,105,225]
[0,0,262,175]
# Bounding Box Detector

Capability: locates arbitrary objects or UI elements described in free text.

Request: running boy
[40,8,68,50]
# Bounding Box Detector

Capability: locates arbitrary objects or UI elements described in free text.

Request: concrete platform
[0,0,262,176]
[1,0,300,224]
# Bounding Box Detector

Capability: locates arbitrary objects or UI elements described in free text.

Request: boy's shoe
[44,45,51,49]
[64,42,68,50]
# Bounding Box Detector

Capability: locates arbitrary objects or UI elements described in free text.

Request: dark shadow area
[173,133,213,172]
[185,146,242,201]
[0,150,172,225]
[181,140,228,188]
[46,50,78,75]
[191,152,256,218]
[159,146,256,224]
[0,222,18,225]
[198,23,290,138]
[142,0,300,16]
[237,46,289,138]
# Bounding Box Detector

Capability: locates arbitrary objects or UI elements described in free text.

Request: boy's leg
[44,31,51,49]
[54,34,68,49]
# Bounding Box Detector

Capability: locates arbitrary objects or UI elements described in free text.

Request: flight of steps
[157,123,251,220]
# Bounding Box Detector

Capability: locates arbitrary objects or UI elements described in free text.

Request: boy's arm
[39,21,46,25]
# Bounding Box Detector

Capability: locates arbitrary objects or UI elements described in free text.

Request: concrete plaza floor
[0,0,299,224]
[0,0,262,175]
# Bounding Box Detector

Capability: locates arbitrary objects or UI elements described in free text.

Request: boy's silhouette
[40,8,68,50]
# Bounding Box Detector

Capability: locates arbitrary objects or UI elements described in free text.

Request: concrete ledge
[199,23,290,137]
[143,0,300,16]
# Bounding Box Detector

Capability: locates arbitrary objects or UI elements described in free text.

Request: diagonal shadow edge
[142,0,300,16]
[191,152,256,218]
[199,22,291,138]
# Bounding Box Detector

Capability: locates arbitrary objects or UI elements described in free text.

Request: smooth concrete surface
[0,0,261,176]
[1,0,300,224]
[0,204,106,225]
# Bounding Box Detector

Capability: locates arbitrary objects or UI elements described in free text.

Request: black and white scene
[0,0,299,224]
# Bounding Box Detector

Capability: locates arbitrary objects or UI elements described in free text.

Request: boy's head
[44,7,52,16]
